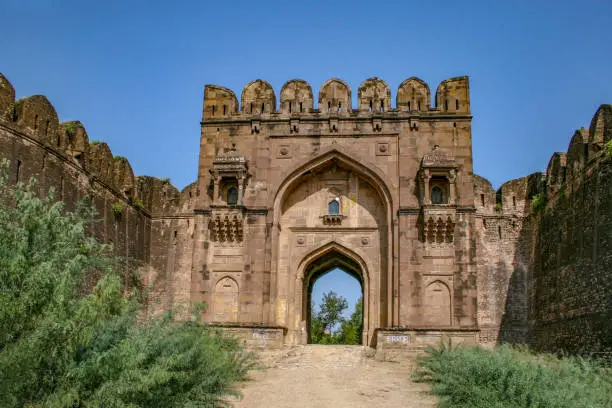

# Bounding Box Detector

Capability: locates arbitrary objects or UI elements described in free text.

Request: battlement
[0,72,179,216]
[202,76,470,121]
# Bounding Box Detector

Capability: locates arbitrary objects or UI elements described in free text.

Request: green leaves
[0,160,253,407]
[310,292,363,345]
[413,344,612,408]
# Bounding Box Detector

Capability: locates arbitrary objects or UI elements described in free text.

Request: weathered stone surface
[0,71,609,357]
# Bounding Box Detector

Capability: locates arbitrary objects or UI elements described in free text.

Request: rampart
[475,104,612,356]
[0,71,610,355]
[0,72,186,314]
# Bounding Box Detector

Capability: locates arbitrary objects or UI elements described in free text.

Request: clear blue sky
[2,1,611,308]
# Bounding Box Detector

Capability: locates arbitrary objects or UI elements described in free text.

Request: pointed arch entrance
[270,149,395,346]
[298,242,368,344]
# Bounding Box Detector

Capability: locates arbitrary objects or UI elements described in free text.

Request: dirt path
[231,345,437,408]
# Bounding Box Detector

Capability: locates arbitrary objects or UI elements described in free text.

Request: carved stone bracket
[209,208,244,245]
[329,117,339,133]
[320,214,345,225]
[290,119,299,133]
[422,207,456,244]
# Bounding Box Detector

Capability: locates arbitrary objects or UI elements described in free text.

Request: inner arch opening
[304,250,364,345]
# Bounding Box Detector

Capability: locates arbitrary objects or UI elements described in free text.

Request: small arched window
[328,199,340,215]
[431,186,445,204]
[227,187,238,205]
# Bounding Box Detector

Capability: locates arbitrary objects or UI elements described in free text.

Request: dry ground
[230,345,437,408]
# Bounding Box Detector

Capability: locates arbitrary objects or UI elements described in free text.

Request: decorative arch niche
[423,280,451,326]
[213,277,239,322]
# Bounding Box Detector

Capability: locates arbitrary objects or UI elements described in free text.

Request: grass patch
[530,192,546,213]
[414,343,612,408]
[111,201,125,217]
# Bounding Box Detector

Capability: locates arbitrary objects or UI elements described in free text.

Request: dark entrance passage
[304,250,364,344]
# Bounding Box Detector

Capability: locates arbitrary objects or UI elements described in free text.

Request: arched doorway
[270,149,396,345]
[304,251,364,344]
[292,242,371,345]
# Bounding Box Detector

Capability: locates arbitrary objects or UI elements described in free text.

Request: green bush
[65,122,76,136]
[414,343,612,408]
[0,159,254,407]
[530,192,546,213]
[111,201,125,217]
[606,139,612,157]
[89,140,102,146]
[310,292,363,345]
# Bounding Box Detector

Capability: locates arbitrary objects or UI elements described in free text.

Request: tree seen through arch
[310,268,363,345]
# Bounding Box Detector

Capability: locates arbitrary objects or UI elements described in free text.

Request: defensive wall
[0,71,610,355]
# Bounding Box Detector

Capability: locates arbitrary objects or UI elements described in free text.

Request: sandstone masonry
[0,72,609,356]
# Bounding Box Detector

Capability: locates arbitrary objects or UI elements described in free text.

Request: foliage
[336,297,363,345]
[65,122,76,136]
[606,139,612,157]
[0,159,254,407]
[134,198,144,209]
[113,155,127,162]
[530,192,546,213]
[495,202,502,212]
[310,291,362,345]
[160,177,171,185]
[413,342,612,408]
[111,201,125,217]
[89,140,101,146]
[10,101,19,121]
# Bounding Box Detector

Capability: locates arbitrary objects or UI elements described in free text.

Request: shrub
[111,201,125,217]
[606,139,612,157]
[113,155,127,162]
[160,177,171,185]
[65,122,76,136]
[0,159,254,407]
[414,343,612,408]
[89,140,102,146]
[134,198,144,209]
[530,192,546,213]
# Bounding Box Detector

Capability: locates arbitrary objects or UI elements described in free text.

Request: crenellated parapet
[435,76,470,114]
[279,79,313,114]
[201,75,472,120]
[0,73,16,121]
[0,72,180,215]
[474,104,612,353]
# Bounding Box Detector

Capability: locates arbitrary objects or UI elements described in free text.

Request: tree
[310,292,363,345]
[310,291,348,344]
[337,297,363,345]
[0,160,253,407]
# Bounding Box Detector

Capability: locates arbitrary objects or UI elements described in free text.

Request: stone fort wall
[0,73,184,314]
[0,70,609,355]
[475,104,612,355]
